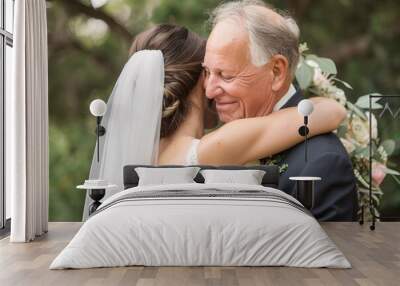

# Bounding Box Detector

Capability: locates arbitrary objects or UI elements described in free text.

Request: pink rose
[372,162,386,187]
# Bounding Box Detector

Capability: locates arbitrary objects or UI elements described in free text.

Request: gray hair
[210,0,300,77]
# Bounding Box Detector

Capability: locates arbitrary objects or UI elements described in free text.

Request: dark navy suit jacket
[270,90,358,221]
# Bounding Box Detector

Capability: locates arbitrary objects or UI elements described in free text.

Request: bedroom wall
[47,0,400,221]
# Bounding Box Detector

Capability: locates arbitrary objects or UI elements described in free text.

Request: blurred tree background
[47,0,400,221]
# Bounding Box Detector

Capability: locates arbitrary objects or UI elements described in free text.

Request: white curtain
[6,0,49,242]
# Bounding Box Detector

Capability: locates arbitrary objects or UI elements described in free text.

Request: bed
[50,165,350,269]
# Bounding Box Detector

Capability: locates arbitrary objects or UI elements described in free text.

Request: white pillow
[135,167,200,186]
[200,169,266,185]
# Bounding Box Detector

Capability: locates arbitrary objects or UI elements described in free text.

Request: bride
[85,24,346,215]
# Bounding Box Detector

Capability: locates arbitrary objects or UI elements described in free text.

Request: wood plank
[0,222,399,286]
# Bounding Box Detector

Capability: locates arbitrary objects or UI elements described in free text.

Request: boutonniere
[264,155,289,174]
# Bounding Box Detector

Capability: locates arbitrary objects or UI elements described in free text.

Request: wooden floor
[0,222,399,286]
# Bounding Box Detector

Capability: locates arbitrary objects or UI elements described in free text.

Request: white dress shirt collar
[273,84,297,111]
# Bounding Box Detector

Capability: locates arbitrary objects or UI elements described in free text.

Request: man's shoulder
[282,132,349,161]
[308,132,346,152]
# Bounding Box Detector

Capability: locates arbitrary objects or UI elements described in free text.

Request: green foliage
[295,59,314,90]
[49,121,95,221]
[152,0,219,35]
[382,140,396,156]
[306,55,337,75]
[355,94,383,109]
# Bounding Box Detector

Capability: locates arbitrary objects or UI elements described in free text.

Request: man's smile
[215,100,238,112]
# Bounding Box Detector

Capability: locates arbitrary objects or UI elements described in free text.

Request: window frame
[0,0,14,234]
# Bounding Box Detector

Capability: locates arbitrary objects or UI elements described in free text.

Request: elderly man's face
[203,20,277,123]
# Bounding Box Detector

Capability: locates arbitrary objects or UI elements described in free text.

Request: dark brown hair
[129,24,206,138]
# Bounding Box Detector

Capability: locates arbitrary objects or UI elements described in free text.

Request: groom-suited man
[202,0,358,221]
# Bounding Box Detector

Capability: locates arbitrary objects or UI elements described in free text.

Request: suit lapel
[260,88,303,165]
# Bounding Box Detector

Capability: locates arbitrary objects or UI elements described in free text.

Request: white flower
[377,146,388,163]
[340,138,356,153]
[299,43,309,54]
[312,68,331,88]
[335,88,347,103]
[365,111,378,139]
[348,115,369,146]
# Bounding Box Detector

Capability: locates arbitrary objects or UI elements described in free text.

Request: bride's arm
[197,97,346,165]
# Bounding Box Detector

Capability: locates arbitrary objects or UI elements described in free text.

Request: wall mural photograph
[1,0,400,285]
[46,0,400,222]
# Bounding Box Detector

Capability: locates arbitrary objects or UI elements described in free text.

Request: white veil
[83,50,164,220]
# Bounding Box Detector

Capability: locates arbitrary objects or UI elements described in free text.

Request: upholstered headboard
[123,165,280,189]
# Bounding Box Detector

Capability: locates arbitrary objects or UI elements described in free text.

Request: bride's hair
[129,24,206,138]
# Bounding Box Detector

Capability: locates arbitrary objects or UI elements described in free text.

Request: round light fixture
[297,99,314,116]
[90,99,107,117]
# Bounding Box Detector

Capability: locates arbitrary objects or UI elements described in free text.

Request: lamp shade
[90,99,107,117]
[298,99,314,116]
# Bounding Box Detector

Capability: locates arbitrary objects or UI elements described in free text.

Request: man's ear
[270,55,289,92]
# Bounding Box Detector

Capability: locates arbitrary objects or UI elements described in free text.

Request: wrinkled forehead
[205,19,250,70]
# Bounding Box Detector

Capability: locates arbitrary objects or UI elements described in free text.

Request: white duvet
[50,183,350,269]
